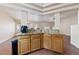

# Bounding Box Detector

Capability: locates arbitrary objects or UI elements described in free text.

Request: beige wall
[60,10,78,35]
[0,8,15,44]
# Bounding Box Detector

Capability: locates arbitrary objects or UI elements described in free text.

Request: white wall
[71,24,79,48]
[60,10,78,35]
[0,8,15,44]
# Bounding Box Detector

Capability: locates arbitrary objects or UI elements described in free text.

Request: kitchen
[0,3,78,55]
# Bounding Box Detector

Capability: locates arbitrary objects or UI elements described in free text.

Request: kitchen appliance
[21,25,28,33]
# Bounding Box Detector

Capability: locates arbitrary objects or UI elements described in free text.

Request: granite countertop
[15,32,43,36]
[15,32,64,36]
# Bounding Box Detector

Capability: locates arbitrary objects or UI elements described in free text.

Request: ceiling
[0,3,79,15]
[30,3,56,7]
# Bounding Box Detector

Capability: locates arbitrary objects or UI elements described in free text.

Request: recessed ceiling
[0,3,79,15]
[31,3,55,7]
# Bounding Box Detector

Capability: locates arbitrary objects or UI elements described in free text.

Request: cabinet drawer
[31,35,40,38]
[19,35,30,39]
[44,34,51,36]
[52,35,64,39]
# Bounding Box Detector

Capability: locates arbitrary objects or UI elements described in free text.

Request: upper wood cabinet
[31,34,41,51]
[43,34,52,50]
[18,35,30,55]
[51,34,64,53]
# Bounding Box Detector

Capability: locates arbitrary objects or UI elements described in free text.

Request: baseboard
[71,41,79,48]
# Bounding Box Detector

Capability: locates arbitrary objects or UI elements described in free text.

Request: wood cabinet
[18,35,30,55]
[43,34,52,49]
[51,34,64,53]
[18,33,64,54]
[31,34,41,51]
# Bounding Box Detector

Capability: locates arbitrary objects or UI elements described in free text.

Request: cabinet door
[43,34,51,49]
[31,35,41,51]
[52,35,64,53]
[18,36,30,55]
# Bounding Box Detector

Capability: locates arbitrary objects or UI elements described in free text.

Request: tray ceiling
[0,3,79,15]
[30,3,56,7]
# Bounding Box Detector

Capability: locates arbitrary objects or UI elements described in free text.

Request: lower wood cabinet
[43,34,64,53]
[51,34,64,53]
[18,34,64,55]
[43,34,51,50]
[31,34,41,51]
[18,35,30,55]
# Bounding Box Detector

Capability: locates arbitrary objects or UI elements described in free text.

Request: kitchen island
[16,33,64,55]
